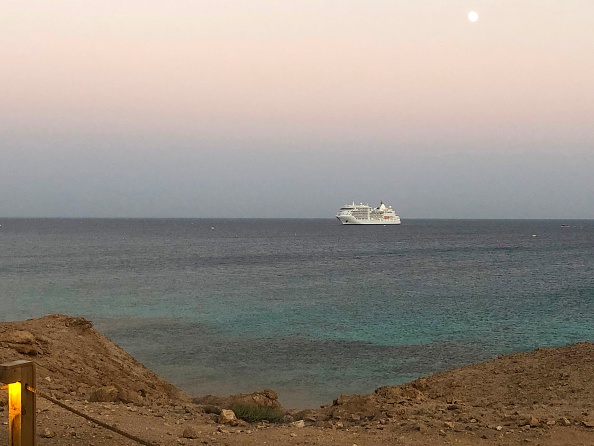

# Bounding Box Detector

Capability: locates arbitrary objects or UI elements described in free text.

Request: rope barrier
[25,385,159,446]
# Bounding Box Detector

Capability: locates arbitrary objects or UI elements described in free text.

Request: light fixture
[0,360,36,446]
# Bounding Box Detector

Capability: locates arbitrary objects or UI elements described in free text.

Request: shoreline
[2,314,594,445]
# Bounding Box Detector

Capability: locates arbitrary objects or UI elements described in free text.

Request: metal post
[0,360,36,446]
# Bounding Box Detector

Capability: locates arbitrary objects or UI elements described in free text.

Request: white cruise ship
[336,201,401,225]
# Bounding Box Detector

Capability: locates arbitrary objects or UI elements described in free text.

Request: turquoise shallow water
[1,218,594,407]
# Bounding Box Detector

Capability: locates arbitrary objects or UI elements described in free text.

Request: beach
[2,314,594,445]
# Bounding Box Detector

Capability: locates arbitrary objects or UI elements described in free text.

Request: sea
[1,218,594,408]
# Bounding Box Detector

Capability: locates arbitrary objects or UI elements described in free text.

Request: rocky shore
[1,314,594,445]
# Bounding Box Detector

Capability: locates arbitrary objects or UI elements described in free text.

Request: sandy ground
[2,314,594,445]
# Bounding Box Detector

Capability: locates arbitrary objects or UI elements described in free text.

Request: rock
[89,386,119,403]
[290,420,305,428]
[63,316,93,330]
[41,428,56,438]
[218,409,237,424]
[1,330,36,344]
[529,416,540,427]
[182,426,199,439]
[10,343,38,356]
[117,388,144,404]
[559,417,572,426]
[444,421,455,429]
[193,389,281,410]
[292,409,321,422]
[496,425,503,431]
[582,419,594,428]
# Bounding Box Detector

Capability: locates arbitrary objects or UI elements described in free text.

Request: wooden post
[0,360,36,446]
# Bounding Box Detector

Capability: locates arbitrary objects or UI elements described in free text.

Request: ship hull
[337,215,401,225]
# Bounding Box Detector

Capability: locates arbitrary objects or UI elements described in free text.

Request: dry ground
[2,314,594,445]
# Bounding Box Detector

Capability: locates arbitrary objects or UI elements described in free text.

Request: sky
[1,1,593,218]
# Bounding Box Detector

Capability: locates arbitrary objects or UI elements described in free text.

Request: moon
[468,11,479,22]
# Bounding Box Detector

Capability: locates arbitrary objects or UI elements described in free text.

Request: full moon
[468,11,479,22]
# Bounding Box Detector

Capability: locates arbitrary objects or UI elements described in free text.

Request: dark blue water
[1,218,593,407]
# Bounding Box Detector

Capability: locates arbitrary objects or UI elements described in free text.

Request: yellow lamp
[1,360,36,446]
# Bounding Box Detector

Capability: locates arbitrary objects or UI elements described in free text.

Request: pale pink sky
[1,1,593,217]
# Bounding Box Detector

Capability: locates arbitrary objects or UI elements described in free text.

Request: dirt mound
[0,314,187,406]
[316,342,594,431]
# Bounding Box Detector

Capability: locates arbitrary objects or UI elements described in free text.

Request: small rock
[41,428,55,438]
[89,386,119,403]
[444,421,455,429]
[290,420,305,428]
[182,427,199,439]
[559,417,572,426]
[496,425,503,431]
[529,416,540,427]
[290,432,297,437]
[582,419,594,428]
[218,409,237,424]
[118,388,143,404]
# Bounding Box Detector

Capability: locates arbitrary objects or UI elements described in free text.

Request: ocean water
[1,218,594,407]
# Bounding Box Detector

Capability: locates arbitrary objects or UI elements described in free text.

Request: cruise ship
[336,201,401,225]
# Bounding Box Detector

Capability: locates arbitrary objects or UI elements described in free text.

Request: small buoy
[531,234,537,237]
[211,226,215,230]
